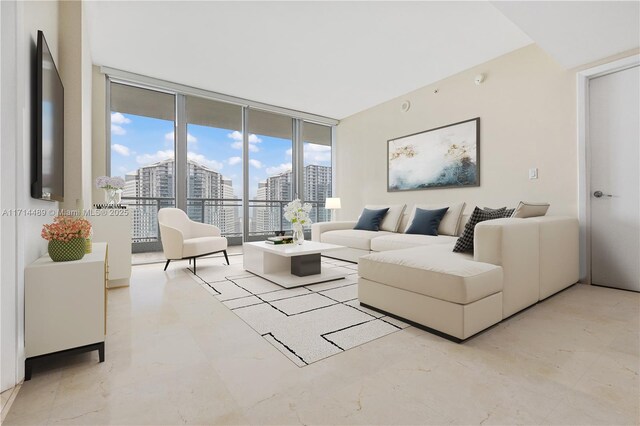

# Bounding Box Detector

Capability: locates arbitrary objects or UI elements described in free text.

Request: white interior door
[589,65,640,292]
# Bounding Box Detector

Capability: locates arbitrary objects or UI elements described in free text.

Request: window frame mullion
[175,94,187,212]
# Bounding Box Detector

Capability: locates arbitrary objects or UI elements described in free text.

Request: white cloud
[304,143,332,164]
[249,159,263,169]
[187,152,223,171]
[266,163,292,175]
[111,112,131,136]
[285,145,331,162]
[228,156,242,165]
[228,131,262,151]
[228,130,243,141]
[164,131,197,144]
[305,143,331,152]
[135,149,224,171]
[111,143,131,156]
[111,112,131,125]
[136,150,174,165]
[111,125,126,136]
[231,141,261,152]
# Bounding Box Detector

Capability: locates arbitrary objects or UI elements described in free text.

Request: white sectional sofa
[311,206,579,342]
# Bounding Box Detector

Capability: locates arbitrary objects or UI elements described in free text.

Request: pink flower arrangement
[41,215,92,242]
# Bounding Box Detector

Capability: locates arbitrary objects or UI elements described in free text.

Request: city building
[252,165,332,234]
[123,159,239,241]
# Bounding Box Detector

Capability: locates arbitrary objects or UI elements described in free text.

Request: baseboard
[359,302,464,344]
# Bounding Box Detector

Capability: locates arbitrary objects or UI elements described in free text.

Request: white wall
[335,45,578,220]
[0,0,21,392]
[91,66,107,204]
[0,0,60,392]
[59,0,92,210]
[0,0,92,391]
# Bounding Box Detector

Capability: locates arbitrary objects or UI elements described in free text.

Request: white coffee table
[243,241,347,288]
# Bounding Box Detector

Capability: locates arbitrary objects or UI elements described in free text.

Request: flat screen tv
[32,30,64,202]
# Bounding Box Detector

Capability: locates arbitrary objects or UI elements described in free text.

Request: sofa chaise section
[358,216,579,341]
[359,245,504,341]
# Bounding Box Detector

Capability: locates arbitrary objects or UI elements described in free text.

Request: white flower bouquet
[95,176,125,190]
[284,199,312,227]
[96,176,125,208]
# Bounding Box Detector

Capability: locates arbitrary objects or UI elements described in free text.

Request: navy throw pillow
[405,207,449,236]
[354,208,390,231]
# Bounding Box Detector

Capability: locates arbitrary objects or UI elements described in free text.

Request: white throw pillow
[364,204,406,232]
[406,202,466,236]
[512,201,550,218]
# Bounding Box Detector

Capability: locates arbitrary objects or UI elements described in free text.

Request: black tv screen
[32,30,64,202]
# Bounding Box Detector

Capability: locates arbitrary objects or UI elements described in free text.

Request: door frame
[577,54,640,284]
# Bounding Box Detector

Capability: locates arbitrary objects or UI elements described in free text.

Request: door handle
[593,191,613,198]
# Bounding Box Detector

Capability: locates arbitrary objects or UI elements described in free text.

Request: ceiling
[85,1,639,120]
[492,1,640,69]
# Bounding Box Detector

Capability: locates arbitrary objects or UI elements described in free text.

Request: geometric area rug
[187,256,410,367]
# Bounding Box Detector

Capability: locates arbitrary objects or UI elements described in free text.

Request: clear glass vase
[104,188,119,208]
[292,224,305,245]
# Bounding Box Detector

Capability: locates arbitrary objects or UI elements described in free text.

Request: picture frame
[387,117,480,192]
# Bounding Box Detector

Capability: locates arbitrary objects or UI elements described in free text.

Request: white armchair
[158,208,229,274]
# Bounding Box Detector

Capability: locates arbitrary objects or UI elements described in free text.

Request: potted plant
[41,215,92,262]
[284,199,312,244]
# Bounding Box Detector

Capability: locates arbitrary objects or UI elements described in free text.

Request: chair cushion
[359,245,503,304]
[354,208,389,231]
[321,229,393,251]
[364,204,407,232]
[182,236,228,259]
[370,234,458,252]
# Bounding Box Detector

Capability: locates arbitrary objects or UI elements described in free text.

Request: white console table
[89,209,131,287]
[24,243,108,380]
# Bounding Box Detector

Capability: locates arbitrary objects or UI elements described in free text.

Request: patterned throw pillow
[484,206,515,218]
[453,207,506,253]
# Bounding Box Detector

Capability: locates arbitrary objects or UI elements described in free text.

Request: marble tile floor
[131,245,244,266]
[4,256,639,425]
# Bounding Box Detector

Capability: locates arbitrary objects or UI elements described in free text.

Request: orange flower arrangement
[41,215,92,242]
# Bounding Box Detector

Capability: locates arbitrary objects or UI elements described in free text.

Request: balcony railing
[120,196,329,248]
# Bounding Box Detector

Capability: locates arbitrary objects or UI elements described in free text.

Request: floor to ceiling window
[302,121,332,223]
[246,109,294,240]
[185,97,243,245]
[107,79,335,252]
[109,83,176,252]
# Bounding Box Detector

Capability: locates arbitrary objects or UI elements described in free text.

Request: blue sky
[110,112,331,198]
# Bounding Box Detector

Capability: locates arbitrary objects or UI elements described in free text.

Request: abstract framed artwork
[387,117,480,191]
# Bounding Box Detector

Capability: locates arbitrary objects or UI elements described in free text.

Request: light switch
[529,168,538,180]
